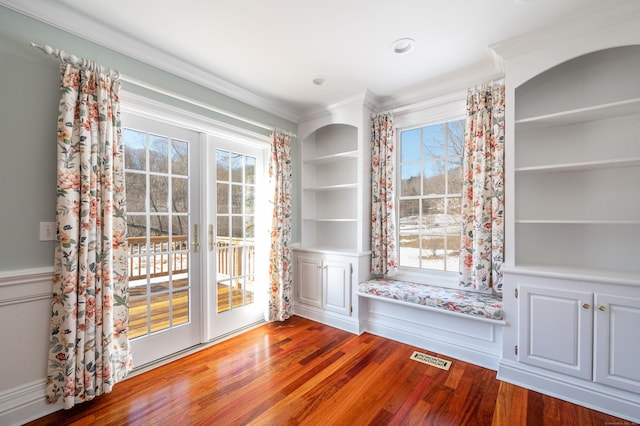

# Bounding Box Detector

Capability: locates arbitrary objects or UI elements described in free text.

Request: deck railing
[127,235,255,282]
[216,239,255,279]
[128,236,189,282]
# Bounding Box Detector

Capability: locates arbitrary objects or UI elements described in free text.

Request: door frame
[121,91,272,356]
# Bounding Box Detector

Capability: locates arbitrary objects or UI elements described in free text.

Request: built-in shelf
[503,264,640,287]
[515,97,640,130]
[295,246,362,256]
[300,121,365,253]
[303,150,358,165]
[303,183,357,192]
[515,157,640,174]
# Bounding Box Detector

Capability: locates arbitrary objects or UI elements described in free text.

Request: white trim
[0,267,53,285]
[0,379,58,426]
[393,93,467,285]
[498,359,640,424]
[0,0,299,122]
[0,268,53,306]
[359,297,503,370]
[294,305,363,335]
[32,41,290,135]
[490,0,640,62]
[392,90,466,131]
[358,292,505,326]
[121,91,270,148]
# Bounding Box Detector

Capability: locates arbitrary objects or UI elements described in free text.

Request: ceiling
[2,0,609,120]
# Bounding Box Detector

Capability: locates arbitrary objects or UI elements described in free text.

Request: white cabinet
[296,254,323,308]
[516,279,640,394]
[295,250,352,317]
[594,293,640,394]
[322,257,351,316]
[518,285,593,380]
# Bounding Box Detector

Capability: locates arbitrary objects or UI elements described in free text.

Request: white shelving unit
[301,123,360,251]
[511,47,640,277]
[496,30,640,421]
[293,95,373,334]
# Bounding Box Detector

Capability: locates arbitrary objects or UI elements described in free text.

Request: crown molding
[377,59,502,113]
[0,0,301,122]
[490,0,640,61]
[298,90,382,123]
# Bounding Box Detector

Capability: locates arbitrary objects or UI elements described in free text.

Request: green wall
[0,6,298,271]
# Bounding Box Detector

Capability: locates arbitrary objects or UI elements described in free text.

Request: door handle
[191,224,200,253]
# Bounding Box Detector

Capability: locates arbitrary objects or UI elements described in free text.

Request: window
[398,119,464,274]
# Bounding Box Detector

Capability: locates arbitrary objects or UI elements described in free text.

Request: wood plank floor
[28,316,632,426]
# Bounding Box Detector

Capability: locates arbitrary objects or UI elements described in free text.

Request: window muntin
[398,119,464,273]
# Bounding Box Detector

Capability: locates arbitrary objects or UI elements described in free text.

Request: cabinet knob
[582,303,590,309]
[598,305,607,312]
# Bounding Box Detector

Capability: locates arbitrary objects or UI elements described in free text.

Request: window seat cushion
[358,279,503,321]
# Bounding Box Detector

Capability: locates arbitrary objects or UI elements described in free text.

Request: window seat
[358,278,503,322]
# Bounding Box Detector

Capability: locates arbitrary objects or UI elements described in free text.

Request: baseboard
[498,358,640,424]
[293,305,362,335]
[360,318,501,371]
[294,298,502,370]
[0,379,58,426]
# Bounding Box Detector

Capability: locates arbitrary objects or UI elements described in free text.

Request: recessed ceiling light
[312,76,328,86]
[391,38,416,55]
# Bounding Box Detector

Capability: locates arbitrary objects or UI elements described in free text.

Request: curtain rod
[31,42,296,138]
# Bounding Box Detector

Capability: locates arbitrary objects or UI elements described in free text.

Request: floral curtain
[459,80,505,294]
[46,62,132,409]
[267,129,293,321]
[371,112,398,277]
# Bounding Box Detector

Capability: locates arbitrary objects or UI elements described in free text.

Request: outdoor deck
[127,235,254,339]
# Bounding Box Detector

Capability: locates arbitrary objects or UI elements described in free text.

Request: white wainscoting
[0,268,60,425]
[358,296,504,370]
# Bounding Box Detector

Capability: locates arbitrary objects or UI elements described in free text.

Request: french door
[206,137,268,339]
[122,109,270,365]
[123,113,202,367]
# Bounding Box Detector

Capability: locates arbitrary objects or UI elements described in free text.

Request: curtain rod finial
[30,42,54,56]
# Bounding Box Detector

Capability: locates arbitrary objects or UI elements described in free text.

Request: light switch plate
[39,222,56,241]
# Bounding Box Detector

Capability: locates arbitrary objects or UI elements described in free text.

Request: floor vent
[410,351,452,370]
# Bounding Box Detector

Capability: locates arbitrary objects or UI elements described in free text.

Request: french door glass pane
[215,148,256,314]
[124,128,191,340]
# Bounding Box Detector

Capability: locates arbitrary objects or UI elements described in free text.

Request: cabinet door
[296,255,322,308]
[518,285,593,380]
[322,258,351,316]
[594,293,640,393]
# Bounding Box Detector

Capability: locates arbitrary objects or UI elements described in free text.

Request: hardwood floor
[28,316,632,426]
